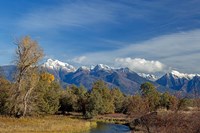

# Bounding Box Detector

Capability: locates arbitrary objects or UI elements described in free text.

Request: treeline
[0,36,199,119]
[59,80,125,118]
[59,81,197,118]
[0,73,197,118]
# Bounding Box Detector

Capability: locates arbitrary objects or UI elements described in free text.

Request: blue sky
[1,0,200,74]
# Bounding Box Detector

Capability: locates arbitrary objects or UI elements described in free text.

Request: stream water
[86,122,132,133]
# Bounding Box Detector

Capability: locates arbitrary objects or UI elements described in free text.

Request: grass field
[0,115,97,133]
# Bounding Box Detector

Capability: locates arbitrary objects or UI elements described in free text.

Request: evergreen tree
[33,73,61,115]
[59,85,87,115]
[86,80,114,117]
[111,88,125,113]
[0,77,11,114]
[59,88,75,114]
[140,82,160,111]
[160,92,171,109]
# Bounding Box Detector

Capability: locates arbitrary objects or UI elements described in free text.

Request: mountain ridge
[42,59,170,94]
[156,70,200,96]
[1,59,200,96]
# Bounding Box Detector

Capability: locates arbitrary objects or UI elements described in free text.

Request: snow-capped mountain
[138,73,158,81]
[42,59,76,72]
[1,59,200,96]
[76,66,90,71]
[156,70,200,95]
[40,59,158,94]
[41,60,200,95]
[63,66,157,94]
[93,64,113,71]
[170,70,199,80]
[41,59,76,81]
[43,59,114,72]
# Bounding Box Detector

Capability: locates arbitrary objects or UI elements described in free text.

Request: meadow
[0,115,96,133]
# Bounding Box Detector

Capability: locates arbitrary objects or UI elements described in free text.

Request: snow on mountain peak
[43,59,76,72]
[170,70,199,79]
[77,66,90,71]
[138,73,158,81]
[93,64,113,71]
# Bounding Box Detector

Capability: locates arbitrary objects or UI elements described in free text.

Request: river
[86,122,132,133]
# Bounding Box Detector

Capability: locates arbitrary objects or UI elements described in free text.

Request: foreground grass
[154,111,200,133]
[0,115,97,133]
[130,109,200,133]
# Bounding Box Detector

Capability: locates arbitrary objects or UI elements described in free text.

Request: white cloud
[73,29,200,73]
[115,58,165,73]
[72,56,87,64]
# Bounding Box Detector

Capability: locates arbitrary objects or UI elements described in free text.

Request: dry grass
[148,111,200,133]
[153,111,200,133]
[94,113,129,124]
[130,110,200,133]
[0,115,96,133]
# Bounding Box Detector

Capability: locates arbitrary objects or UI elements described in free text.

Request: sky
[1,0,200,74]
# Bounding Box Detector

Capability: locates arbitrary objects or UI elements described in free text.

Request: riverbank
[92,113,130,124]
[0,115,97,133]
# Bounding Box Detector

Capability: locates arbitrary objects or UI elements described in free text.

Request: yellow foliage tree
[41,73,55,83]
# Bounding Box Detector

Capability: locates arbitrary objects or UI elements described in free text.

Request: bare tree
[10,36,43,117]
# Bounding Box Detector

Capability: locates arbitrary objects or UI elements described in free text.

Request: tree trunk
[22,87,34,117]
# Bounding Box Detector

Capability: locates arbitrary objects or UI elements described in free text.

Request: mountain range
[1,59,200,96]
[156,70,200,96]
[42,59,156,94]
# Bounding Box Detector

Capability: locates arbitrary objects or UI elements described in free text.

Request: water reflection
[86,122,131,133]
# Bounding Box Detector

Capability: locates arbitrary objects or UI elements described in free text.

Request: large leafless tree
[10,36,43,117]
